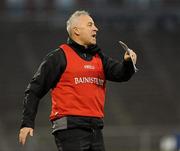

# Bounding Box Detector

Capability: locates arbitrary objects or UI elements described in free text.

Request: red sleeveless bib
[50,44,106,120]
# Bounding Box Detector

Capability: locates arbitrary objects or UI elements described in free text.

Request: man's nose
[93,25,98,32]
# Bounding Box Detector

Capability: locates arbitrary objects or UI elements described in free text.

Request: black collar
[67,38,101,55]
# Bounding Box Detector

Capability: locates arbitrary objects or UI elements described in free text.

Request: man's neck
[70,37,88,48]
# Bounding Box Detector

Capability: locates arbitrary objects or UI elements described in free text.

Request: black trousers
[53,128,105,151]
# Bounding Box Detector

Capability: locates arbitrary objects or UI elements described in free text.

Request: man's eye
[88,23,93,27]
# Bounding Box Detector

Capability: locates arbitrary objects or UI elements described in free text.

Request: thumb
[124,51,131,61]
[30,129,33,136]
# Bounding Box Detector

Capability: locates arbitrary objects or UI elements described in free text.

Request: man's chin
[86,40,96,46]
[91,40,96,45]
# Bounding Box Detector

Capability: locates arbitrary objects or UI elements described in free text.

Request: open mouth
[92,34,96,38]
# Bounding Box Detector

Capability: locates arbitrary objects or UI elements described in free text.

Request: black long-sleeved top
[21,38,135,129]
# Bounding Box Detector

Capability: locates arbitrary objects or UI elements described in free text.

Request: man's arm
[99,50,137,82]
[19,48,66,145]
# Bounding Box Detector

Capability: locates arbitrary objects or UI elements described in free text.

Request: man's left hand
[124,50,137,65]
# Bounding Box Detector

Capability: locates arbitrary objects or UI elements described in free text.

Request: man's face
[73,15,98,46]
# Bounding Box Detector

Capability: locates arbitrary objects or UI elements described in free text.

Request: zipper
[83,53,87,58]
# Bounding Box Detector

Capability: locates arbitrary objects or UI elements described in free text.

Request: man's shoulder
[46,48,60,57]
[44,47,65,60]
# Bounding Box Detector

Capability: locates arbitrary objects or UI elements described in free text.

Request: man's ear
[73,27,80,36]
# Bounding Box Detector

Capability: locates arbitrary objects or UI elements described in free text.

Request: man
[19,10,137,151]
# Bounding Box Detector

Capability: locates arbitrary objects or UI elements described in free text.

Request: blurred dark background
[0,0,180,151]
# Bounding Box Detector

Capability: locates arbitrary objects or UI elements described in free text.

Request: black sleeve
[98,51,135,82]
[20,48,66,129]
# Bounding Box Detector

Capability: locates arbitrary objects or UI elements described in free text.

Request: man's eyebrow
[87,22,94,25]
